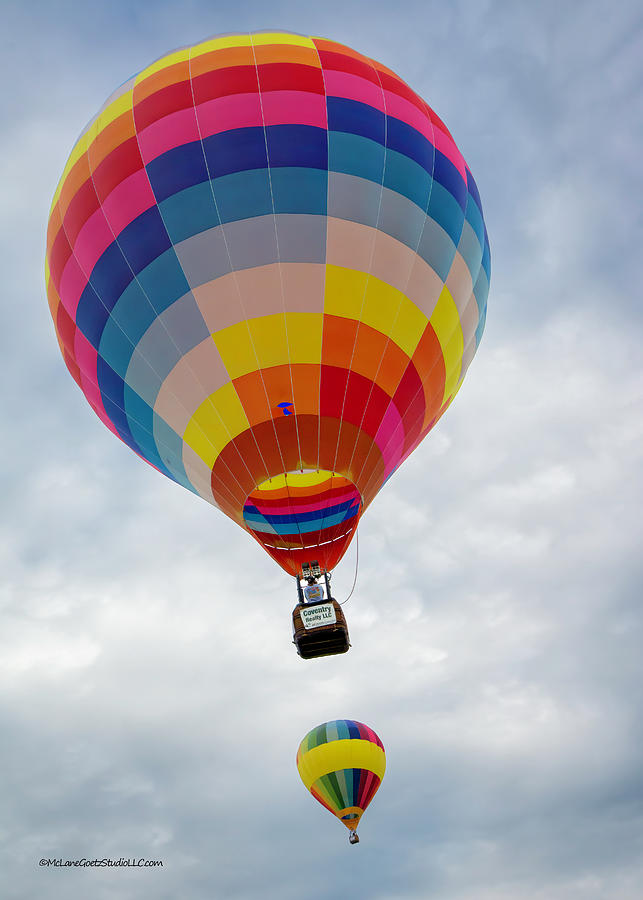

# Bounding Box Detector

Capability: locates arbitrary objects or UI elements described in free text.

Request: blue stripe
[383,148,432,211]
[266,124,327,169]
[124,385,175,481]
[76,282,108,350]
[244,497,358,525]
[347,721,361,739]
[464,190,485,253]
[214,169,273,222]
[106,278,157,347]
[146,141,208,203]
[204,127,267,178]
[158,181,221,244]
[427,181,465,247]
[117,205,171,275]
[432,148,468,212]
[481,230,491,281]
[137,248,190,313]
[352,768,361,808]
[153,415,193,492]
[466,168,483,216]
[98,316,133,380]
[245,506,359,536]
[88,241,134,314]
[270,167,328,215]
[97,356,137,450]
[386,116,434,175]
[328,97,385,144]
[328,131,386,184]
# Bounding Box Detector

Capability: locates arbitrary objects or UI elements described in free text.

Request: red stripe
[378,70,426,113]
[56,303,77,356]
[317,49,381,85]
[48,227,73,292]
[63,178,101,244]
[134,79,194,130]
[256,62,325,94]
[191,66,259,103]
[91,137,145,201]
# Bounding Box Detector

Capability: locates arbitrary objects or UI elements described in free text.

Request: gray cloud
[2,0,643,898]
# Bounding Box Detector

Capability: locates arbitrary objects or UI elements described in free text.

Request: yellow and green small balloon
[297,719,386,844]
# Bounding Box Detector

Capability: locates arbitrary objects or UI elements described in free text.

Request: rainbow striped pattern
[46,31,490,576]
[297,719,386,831]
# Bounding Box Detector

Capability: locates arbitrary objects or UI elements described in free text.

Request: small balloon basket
[292,564,350,659]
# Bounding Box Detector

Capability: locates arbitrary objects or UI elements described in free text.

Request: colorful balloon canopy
[46,31,490,576]
[297,719,386,837]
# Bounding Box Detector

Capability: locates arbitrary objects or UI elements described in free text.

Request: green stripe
[321,771,346,811]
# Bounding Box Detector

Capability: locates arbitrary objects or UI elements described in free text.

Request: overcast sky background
[2,1,643,897]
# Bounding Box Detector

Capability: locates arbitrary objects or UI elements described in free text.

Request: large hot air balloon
[46,31,490,585]
[297,719,386,844]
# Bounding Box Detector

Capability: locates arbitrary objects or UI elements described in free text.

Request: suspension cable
[339,528,359,606]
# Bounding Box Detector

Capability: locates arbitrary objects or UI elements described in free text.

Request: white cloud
[2,1,643,898]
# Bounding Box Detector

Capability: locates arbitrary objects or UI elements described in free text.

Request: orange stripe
[88,109,136,170]
[57,152,92,219]
[190,44,256,74]
[253,43,320,67]
[134,59,190,102]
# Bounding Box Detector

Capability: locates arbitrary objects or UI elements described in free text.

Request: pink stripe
[94,405,121,438]
[324,70,384,112]
[196,93,263,139]
[360,723,379,746]
[73,207,114,274]
[74,328,98,378]
[81,373,106,417]
[74,332,108,420]
[59,254,89,318]
[384,90,434,143]
[376,403,405,477]
[137,106,201,165]
[261,90,327,128]
[359,769,376,805]
[101,169,156,236]
[72,327,118,432]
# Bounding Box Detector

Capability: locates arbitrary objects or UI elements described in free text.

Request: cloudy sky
[2,0,643,897]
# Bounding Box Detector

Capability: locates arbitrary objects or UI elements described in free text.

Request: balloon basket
[292,598,351,659]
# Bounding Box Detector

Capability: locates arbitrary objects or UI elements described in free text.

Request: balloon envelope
[46,31,490,575]
[296,719,386,833]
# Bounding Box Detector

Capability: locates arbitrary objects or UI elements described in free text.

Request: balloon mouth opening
[251,469,352,494]
[242,469,362,566]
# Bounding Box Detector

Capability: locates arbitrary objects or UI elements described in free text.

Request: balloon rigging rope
[339,528,359,606]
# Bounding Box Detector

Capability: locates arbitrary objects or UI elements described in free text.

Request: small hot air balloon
[296,719,386,844]
[46,32,489,647]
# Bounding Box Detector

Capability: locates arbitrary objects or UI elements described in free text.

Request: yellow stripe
[213,313,323,380]
[134,47,191,83]
[255,470,334,492]
[324,265,427,357]
[429,285,463,403]
[190,34,253,56]
[297,739,386,790]
[93,89,134,134]
[183,382,248,469]
[251,31,314,47]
